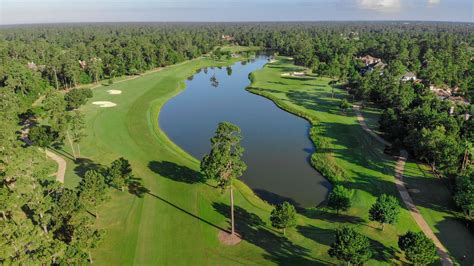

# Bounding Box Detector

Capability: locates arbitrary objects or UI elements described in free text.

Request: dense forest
[1,22,473,263]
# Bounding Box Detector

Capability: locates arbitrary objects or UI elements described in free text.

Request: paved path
[353,105,453,266]
[45,149,66,183]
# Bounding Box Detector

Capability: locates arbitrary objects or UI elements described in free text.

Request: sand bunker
[281,72,306,77]
[269,59,277,63]
[107,90,122,95]
[92,101,117,108]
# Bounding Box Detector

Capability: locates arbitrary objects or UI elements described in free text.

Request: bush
[64,88,93,110]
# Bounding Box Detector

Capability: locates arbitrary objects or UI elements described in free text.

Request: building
[401,72,417,82]
[357,55,381,66]
[221,35,235,42]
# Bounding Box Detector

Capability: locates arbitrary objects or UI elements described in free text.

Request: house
[358,55,381,66]
[401,72,417,82]
[373,61,387,69]
[221,35,235,41]
[429,85,470,105]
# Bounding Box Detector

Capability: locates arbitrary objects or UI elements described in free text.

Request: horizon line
[1,19,473,27]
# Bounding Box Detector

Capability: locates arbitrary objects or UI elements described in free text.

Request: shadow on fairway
[213,202,328,265]
[296,225,334,246]
[127,176,150,198]
[301,209,365,224]
[148,161,203,184]
[74,158,105,178]
[146,191,228,232]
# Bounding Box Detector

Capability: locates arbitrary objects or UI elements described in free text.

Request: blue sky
[0,0,472,25]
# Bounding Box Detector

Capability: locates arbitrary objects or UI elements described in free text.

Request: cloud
[357,0,401,11]
[427,0,441,5]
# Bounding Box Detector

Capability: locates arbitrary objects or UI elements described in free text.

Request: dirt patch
[92,101,117,108]
[218,230,242,246]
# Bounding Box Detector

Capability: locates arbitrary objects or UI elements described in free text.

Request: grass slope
[65,55,429,265]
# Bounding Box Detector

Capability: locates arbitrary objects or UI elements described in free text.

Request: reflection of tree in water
[203,67,208,74]
[226,66,233,76]
[187,75,194,81]
[210,74,219,88]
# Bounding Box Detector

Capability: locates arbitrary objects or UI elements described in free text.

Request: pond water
[159,56,330,207]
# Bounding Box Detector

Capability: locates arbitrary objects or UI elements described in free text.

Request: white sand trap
[281,73,291,77]
[269,59,278,63]
[107,90,122,95]
[92,101,117,108]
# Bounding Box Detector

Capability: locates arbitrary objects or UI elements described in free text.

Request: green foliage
[28,125,58,149]
[107,157,132,191]
[78,170,108,218]
[406,126,462,171]
[327,185,351,214]
[64,88,93,110]
[369,194,401,230]
[41,91,69,135]
[398,231,438,265]
[453,170,474,215]
[270,201,297,235]
[201,122,247,189]
[328,226,373,265]
[339,99,351,112]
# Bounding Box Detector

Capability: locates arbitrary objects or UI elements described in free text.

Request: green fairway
[64,55,433,265]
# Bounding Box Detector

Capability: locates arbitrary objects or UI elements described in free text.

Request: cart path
[45,149,66,183]
[353,105,453,266]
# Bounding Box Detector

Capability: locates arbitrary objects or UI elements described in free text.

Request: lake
[159,56,330,207]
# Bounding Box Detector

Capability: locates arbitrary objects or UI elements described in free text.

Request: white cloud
[427,0,441,5]
[357,0,401,11]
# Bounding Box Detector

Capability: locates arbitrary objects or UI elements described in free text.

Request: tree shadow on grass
[213,202,328,265]
[127,177,150,198]
[74,158,105,178]
[301,209,365,225]
[368,238,399,263]
[146,191,227,232]
[148,161,203,184]
[297,225,334,247]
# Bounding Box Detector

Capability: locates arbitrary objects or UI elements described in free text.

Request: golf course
[55,53,471,265]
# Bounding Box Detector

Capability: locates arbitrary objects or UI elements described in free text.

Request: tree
[398,231,438,265]
[64,88,93,110]
[339,99,351,113]
[327,185,351,214]
[107,158,132,191]
[77,170,108,219]
[369,194,400,231]
[453,170,474,215]
[201,122,247,236]
[328,226,373,265]
[270,201,296,235]
[41,91,69,137]
[29,125,58,155]
[69,110,86,158]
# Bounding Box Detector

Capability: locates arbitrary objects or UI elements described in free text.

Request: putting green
[66,55,425,265]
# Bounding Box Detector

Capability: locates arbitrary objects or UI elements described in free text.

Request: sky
[0,0,472,25]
